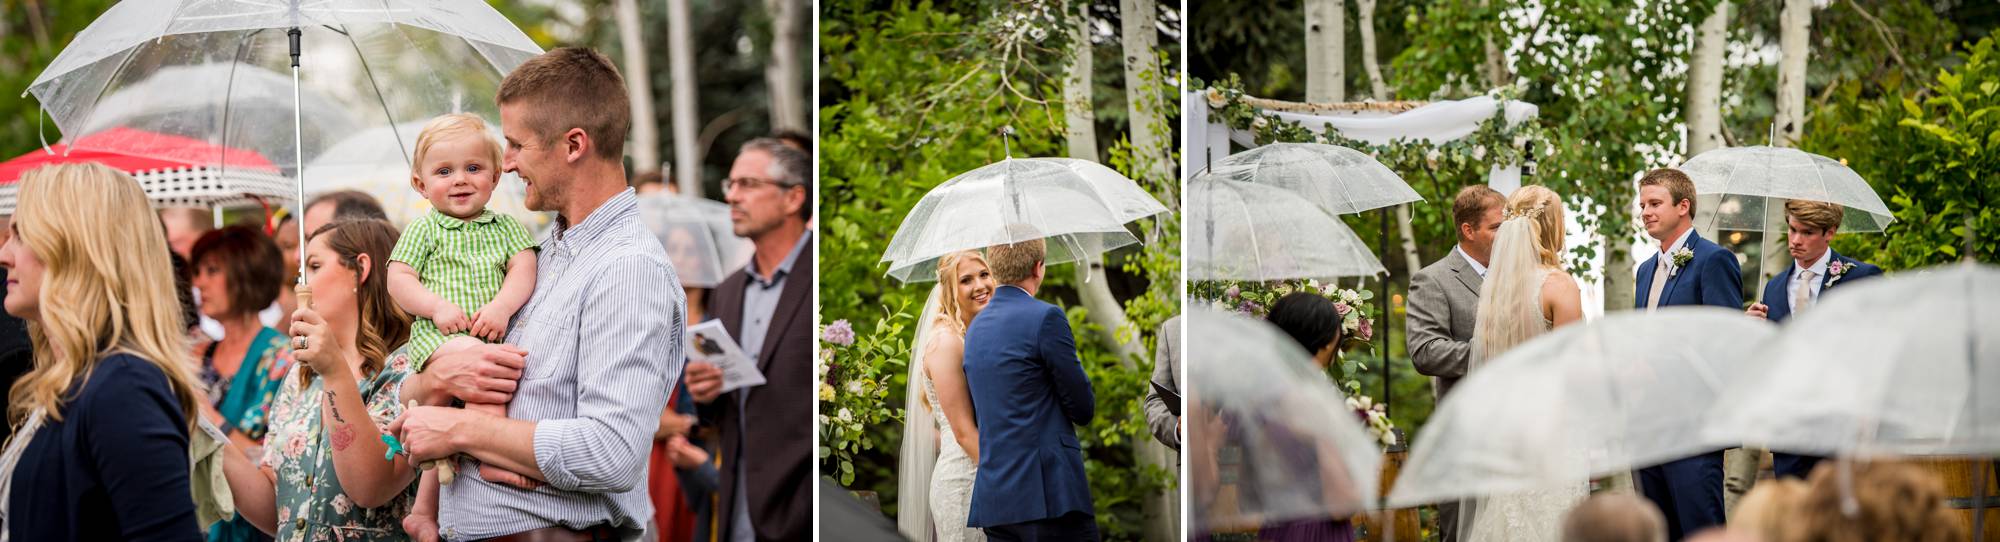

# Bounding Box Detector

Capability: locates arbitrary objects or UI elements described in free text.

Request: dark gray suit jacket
[1407,249,1482,402]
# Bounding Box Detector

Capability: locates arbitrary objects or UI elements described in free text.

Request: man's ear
[783,185,807,216]
[564,127,591,164]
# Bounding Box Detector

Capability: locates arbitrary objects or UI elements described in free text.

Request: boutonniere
[1667,247,1695,277]
[1825,260,1851,287]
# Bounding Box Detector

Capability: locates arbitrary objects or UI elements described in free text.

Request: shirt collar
[1661,227,1696,262]
[552,189,638,246]
[430,209,498,230]
[749,230,811,286]
[1800,249,1833,278]
[1456,245,1488,277]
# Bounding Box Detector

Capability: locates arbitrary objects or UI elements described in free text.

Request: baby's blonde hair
[411,113,503,174]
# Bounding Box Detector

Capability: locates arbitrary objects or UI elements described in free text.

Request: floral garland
[1198,279,1398,448]
[1198,75,1550,175]
[817,317,905,486]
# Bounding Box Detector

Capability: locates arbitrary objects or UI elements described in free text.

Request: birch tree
[1686,1,1728,157]
[1304,0,1345,102]
[667,0,702,196]
[765,0,808,132]
[615,0,659,175]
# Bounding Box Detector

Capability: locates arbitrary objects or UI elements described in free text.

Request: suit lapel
[1451,252,1483,296]
[1769,259,1796,319]
[1818,250,1842,292]
[757,248,812,373]
[1635,254,1657,310]
[1660,231,1700,304]
[715,272,748,341]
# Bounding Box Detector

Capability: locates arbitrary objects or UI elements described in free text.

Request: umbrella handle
[295,283,312,311]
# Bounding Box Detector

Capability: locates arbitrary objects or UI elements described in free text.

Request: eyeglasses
[723,176,797,194]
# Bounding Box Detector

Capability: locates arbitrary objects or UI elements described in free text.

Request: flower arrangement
[817,316,909,485]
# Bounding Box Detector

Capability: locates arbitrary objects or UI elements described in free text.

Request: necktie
[1793,268,1816,313]
[1647,257,1670,311]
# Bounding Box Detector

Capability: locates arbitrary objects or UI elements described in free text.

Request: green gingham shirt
[389,209,538,367]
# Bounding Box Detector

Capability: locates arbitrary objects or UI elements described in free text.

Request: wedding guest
[1634,168,1741,539]
[651,223,724,542]
[387,47,686,541]
[1728,478,1806,542]
[1743,200,1883,481]
[771,130,811,153]
[1407,184,1503,542]
[164,206,215,259]
[0,216,33,446]
[1784,461,1964,542]
[188,225,293,542]
[1560,494,1666,542]
[1254,292,1357,542]
[1143,315,1181,450]
[634,170,668,195]
[302,190,389,237]
[685,137,812,542]
[217,219,423,541]
[0,162,204,540]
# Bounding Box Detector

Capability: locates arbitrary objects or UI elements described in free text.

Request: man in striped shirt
[390,47,686,542]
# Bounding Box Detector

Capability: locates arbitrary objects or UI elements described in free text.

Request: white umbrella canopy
[1186,309,1382,531]
[1682,146,1895,233]
[302,121,547,231]
[78,61,360,162]
[1389,308,1778,507]
[637,193,751,289]
[1704,263,2000,458]
[28,0,542,175]
[1206,142,1420,216]
[1187,174,1384,282]
[878,158,1168,283]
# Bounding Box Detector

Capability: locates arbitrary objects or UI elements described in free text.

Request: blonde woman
[898,250,996,542]
[0,163,205,540]
[1463,184,1584,541]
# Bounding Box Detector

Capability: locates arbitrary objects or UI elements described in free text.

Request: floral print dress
[259,350,417,542]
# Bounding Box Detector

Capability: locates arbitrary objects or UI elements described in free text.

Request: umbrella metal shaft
[290,28,307,284]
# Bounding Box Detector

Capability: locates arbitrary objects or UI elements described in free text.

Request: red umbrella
[0,126,278,183]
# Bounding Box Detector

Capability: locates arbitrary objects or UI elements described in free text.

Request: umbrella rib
[64,44,149,154]
[337,24,412,169]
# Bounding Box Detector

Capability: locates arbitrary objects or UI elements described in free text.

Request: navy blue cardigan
[7,352,201,541]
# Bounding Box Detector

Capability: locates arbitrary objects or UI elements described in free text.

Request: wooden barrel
[1909,458,2000,542]
[1357,436,1421,542]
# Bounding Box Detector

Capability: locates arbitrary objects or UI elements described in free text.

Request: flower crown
[1504,204,1549,220]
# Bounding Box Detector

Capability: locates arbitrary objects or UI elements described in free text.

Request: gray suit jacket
[1143,315,1181,449]
[1407,250,1482,402]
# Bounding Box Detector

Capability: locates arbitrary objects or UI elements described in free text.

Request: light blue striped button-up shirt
[438,189,687,541]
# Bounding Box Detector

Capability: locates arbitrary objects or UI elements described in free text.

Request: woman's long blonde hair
[7,163,201,429]
[1472,184,1566,364]
[931,250,989,335]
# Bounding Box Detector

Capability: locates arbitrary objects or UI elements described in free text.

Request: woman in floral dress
[220,219,421,541]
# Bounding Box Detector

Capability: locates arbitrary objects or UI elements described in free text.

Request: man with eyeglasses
[684,137,812,542]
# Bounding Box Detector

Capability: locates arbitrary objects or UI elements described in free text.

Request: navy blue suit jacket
[1635,229,1745,311]
[963,285,1096,527]
[1759,250,1884,323]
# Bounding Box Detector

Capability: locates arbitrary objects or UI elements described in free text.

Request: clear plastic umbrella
[1682,146,1895,234]
[878,157,1168,283]
[638,193,752,289]
[1388,308,1778,507]
[26,0,542,279]
[1186,309,1382,532]
[302,121,546,231]
[1206,143,1420,215]
[1188,174,1384,282]
[1704,263,2000,457]
[76,61,359,158]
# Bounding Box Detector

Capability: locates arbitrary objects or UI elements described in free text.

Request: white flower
[837,408,853,422]
[1378,427,1398,447]
[1252,116,1269,129]
[1472,145,1488,161]
[1206,90,1226,108]
[846,380,865,394]
[1667,247,1696,276]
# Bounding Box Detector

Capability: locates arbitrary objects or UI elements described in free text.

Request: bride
[1463,185,1586,541]
[897,250,996,542]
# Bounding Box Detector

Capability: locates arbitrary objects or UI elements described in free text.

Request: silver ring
[292,336,310,350]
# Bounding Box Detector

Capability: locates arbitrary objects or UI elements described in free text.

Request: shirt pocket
[514,302,578,382]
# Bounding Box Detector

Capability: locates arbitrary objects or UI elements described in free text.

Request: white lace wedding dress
[923,371,985,542]
[1465,268,1588,542]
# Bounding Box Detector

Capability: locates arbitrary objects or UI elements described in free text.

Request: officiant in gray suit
[1406,185,1504,542]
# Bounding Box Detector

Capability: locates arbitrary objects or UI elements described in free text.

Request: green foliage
[821,1,1178,538]
[0,0,120,157]
[1803,37,2000,268]
[818,310,912,486]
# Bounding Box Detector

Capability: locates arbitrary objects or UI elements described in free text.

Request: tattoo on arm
[324,390,347,425]
[331,423,355,451]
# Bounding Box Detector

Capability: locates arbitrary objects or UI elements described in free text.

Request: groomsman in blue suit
[1633,168,1742,540]
[963,235,1099,541]
[1745,199,1884,480]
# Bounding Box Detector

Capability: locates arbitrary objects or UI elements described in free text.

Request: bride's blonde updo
[933,250,989,334]
[1503,184,1565,269]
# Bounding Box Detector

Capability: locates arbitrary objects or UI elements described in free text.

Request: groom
[1633,168,1741,540]
[1745,199,1882,480]
[963,234,1099,541]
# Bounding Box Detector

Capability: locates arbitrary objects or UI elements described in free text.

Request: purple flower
[822,320,856,347]
[1356,317,1373,342]
[1334,302,1352,316]
[1236,299,1262,316]
[1224,285,1241,300]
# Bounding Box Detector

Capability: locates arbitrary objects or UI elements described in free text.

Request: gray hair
[741,137,812,219]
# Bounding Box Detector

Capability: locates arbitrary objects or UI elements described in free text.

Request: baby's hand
[435,303,470,335]
[470,305,514,342]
